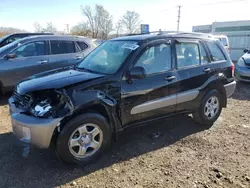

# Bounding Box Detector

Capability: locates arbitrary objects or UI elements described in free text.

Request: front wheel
[193,90,223,126]
[56,113,112,164]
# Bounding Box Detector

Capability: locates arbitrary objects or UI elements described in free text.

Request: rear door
[0,40,50,88]
[174,38,217,111]
[121,39,178,126]
[48,40,77,70]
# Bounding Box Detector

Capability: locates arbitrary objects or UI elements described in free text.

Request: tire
[192,89,223,126]
[56,113,112,165]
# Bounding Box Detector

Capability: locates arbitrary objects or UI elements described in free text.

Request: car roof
[8,32,53,36]
[25,35,88,40]
[111,31,217,42]
[17,35,93,45]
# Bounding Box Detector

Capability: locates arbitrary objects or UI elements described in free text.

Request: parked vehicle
[235,49,250,82]
[0,33,53,48]
[92,39,105,46]
[213,35,230,53]
[0,35,96,94]
[9,32,236,164]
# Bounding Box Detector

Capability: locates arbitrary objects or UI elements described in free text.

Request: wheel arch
[58,102,121,140]
[202,79,227,107]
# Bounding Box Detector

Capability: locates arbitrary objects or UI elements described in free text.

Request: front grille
[240,75,250,80]
[13,91,32,107]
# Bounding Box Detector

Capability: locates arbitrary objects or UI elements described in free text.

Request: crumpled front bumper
[9,97,62,148]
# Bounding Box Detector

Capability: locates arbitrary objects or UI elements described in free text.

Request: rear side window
[50,40,75,55]
[206,41,226,62]
[76,41,88,51]
[176,42,200,68]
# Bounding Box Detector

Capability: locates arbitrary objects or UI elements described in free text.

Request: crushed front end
[9,89,74,148]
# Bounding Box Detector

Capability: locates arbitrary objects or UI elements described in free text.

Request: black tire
[192,90,223,126]
[56,113,112,165]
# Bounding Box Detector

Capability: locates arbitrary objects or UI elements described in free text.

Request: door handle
[76,56,83,60]
[203,68,211,73]
[38,60,48,64]
[165,75,176,81]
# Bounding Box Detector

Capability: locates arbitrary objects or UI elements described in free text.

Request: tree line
[34,4,142,39]
[0,4,142,40]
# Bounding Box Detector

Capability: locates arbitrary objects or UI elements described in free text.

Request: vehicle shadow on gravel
[232,81,250,101]
[0,92,11,106]
[0,115,211,187]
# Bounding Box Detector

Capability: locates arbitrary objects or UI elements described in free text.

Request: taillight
[232,63,235,76]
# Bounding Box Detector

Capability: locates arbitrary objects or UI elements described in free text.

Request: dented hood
[16,68,105,95]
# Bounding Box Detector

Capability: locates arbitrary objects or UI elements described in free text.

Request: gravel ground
[0,82,249,188]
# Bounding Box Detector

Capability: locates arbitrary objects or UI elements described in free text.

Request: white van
[214,35,230,53]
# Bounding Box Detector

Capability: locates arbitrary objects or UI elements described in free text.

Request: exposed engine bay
[13,89,74,118]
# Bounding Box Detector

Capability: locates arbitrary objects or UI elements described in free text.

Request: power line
[177,6,181,32]
[183,0,245,7]
[174,0,245,31]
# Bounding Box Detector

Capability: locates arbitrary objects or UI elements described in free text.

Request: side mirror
[244,49,249,53]
[128,66,146,79]
[5,53,16,59]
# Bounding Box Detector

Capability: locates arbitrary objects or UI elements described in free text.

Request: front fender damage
[68,89,121,135]
[21,88,120,137]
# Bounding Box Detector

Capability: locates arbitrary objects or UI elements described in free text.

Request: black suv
[9,32,236,164]
[0,32,53,48]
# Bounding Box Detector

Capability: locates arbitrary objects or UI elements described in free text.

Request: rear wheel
[56,113,112,165]
[193,90,222,126]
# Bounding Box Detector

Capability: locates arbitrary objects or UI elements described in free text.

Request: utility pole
[177,5,181,32]
[66,24,69,34]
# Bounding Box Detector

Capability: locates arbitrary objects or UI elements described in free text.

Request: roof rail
[125,31,214,38]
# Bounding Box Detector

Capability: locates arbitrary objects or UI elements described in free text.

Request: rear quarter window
[76,41,88,51]
[205,41,226,62]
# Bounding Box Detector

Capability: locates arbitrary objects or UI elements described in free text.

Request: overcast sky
[0,0,249,32]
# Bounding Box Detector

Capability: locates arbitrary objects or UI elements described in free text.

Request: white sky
[0,0,249,32]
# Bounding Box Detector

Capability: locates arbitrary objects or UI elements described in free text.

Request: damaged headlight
[31,100,52,117]
[29,89,74,118]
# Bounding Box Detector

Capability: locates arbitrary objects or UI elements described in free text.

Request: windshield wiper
[75,66,99,74]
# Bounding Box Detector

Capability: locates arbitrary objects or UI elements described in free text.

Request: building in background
[192,24,212,33]
[193,20,250,61]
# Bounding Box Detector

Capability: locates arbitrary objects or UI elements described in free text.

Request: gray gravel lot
[0,82,249,188]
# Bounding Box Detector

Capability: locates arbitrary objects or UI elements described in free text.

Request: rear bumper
[9,97,62,148]
[224,81,236,97]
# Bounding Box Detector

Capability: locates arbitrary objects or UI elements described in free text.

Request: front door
[0,40,50,88]
[121,39,178,126]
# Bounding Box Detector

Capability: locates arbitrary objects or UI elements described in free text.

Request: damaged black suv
[9,32,236,164]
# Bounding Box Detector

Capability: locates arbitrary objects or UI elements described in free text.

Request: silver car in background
[0,35,96,94]
[235,49,250,82]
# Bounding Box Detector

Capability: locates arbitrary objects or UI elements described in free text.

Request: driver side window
[13,41,46,58]
[135,43,171,75]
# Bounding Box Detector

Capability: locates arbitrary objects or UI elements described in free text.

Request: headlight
[31,100,52,117]
[237,58,246,67]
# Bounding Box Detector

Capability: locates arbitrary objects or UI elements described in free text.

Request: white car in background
[214,35,230,53]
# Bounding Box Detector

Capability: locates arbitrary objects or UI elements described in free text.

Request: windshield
[215,36,228,46]
[77,40,139,74]
[0,34,10,44]
[220,37,228,46]
[0,38,22,53]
